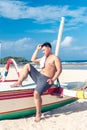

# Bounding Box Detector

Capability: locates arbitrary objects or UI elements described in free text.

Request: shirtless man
[11,42,62,122]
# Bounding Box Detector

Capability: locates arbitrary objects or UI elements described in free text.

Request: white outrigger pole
[54,17,65,85]
[55,17,65,56]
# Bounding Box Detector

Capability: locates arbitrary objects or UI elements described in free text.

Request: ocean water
[1,60,87,70]
[62,60,87,70]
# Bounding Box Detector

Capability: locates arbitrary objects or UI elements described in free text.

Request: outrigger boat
[0,78,77,120]
[0,57,87,120]
[0,17,87,120]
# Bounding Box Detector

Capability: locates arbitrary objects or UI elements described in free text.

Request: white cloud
[69,46,87,51]
[0,0,87,26]
[27,29,55,33]
[0,0,62,21]
[61,36,73,47]
[0,0,25,19]
[0,37,37,58]
[1,37,35,51]
[15,37,34,51]
[52,37,85,51]
[38,29,55,33]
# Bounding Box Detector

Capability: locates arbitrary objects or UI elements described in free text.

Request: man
[11,42,62,122]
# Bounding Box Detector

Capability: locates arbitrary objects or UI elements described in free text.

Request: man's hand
[31,44,42,62]
[36,44,42,51]
[47,79,54,84]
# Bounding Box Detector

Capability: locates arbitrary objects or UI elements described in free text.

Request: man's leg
[11,64,30,87]
[34,90,42,122]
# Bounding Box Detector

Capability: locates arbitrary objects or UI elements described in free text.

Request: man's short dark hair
[42,42,52,48]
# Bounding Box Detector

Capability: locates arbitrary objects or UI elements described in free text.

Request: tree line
[0,56,29,64]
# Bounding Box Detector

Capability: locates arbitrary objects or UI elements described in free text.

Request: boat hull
[0,81,77,120]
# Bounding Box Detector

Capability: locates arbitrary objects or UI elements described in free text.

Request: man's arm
[31,44,42,63]
[52,56,62,82]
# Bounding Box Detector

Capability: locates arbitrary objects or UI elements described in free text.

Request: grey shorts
[29,64,53,95]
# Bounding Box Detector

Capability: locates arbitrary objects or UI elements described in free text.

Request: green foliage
[0,56,29,64]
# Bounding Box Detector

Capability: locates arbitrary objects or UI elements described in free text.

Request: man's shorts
[29,64,53,95]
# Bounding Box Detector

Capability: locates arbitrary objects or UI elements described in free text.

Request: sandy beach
[0,66,87,130]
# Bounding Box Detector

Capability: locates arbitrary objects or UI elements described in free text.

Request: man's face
[41,46,51,56]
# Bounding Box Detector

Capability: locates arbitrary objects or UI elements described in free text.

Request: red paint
[0,83,62,100]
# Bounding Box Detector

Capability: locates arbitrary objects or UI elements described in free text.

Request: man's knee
[34,90,40,99]
[24,63,30,71]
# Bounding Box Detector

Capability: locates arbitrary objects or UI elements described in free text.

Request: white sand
[60,69,87,82]
[0,67,87,130]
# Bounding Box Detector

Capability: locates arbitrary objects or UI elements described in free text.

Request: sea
[62,60,87,70]
[0,60,87,70]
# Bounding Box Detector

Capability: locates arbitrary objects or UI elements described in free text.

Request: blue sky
[0,0,87,61]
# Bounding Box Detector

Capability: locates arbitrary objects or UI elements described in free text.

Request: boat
[0,79,78,120]
[0,56,78,120]
[0,58,87,120]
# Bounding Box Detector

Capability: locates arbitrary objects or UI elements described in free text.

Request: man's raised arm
[31,44,42,63]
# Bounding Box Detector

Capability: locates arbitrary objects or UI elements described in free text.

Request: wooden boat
[0,79,77,120]
[0,56,87,120]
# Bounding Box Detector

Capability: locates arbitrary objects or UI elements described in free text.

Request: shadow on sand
[42,99,87,120]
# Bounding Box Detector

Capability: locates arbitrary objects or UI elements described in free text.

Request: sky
[0,0,87,61]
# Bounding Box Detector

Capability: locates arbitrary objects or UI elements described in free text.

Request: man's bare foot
[10,82,22,87]
[35,114,41,122]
